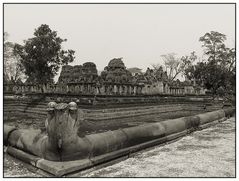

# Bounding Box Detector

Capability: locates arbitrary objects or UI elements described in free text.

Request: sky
[4,3,235,79]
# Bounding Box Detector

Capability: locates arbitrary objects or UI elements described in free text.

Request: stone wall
[3,58,206,96]
[4,82,205,96]
[142,81,165,95]
[5,82,144,96]
[4,82,206,96]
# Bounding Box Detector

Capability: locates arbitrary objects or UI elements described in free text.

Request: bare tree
[161,53,181,81]
[4,32,25,82]
[157,52,198,81]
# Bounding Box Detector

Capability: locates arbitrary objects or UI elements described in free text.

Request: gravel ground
[4,155,41,177]
[4,117,235,177]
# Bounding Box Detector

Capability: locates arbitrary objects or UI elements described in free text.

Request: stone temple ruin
[4,58,206,96]
[58,62,98,84]
[3,58,235,177]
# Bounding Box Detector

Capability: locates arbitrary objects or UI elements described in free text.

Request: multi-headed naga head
[45,102,84,150]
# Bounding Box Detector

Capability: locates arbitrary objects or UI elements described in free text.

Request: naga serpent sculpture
[5,102,93,161]
[4,102,233,162]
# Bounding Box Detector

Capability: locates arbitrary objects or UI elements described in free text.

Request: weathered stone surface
[58,62,98,84]
[4,125,17,144]
[90,148,130,166]
[160,118,187,136]
[198,120,219,130]
[7,146,41,166]
[165,130,187,141]
[101,58,133,83]
[197,110,225,125]
[86,130,128,157]
[36,158,92,176]
[183,116,200,129]
[122,123,166,146]
[224,108,235,117]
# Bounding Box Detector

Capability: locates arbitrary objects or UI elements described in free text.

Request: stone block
[85,130,128,157]
[7,146,41,166]
[166,130,187,141]
[224,108,235,117]
[160,118,186,136]
[36,158,93,177]
[198,120,219,129]
[127,136,168,155]
[183,116,200,129]
[122,123,166,146]
[68,155,129,177]
[198,110,225,125]
[90,148,130,165]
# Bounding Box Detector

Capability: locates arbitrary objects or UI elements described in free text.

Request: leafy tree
[185,31,235,98]
[180,51,197,80]
[14,24,75,84]
[4,32,25,83]
[199,31,226,63]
